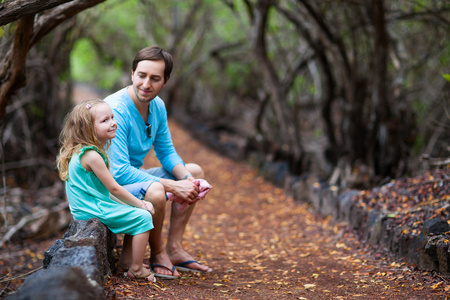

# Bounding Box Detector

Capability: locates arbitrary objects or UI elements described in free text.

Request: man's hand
[167,179,212,210]
[169,179,200,204]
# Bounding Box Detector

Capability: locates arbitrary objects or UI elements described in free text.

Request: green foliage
[70,0,145,89]
[226,63,251,90]
[71,38,123,89]
[308,84,316,96]
[313,128,323,138]
[71,0,148,85]
[443,74,450,82]
[30,104,44,118]
[412,134,425,156]
[437,40,450,71]
[412,98,430,125]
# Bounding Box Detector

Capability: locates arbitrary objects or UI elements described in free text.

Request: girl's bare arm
[81,150,154,214]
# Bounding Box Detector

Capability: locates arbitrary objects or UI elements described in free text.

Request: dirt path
[104,120,450,299]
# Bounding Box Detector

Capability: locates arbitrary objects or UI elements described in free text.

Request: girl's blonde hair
[56,99,111,181]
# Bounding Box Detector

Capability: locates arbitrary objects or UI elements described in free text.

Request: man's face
[131,60,166,103]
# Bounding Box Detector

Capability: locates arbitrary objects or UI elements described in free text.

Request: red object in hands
[166,179,212,210]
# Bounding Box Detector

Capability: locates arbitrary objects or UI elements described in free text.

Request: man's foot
[150,252,180,279]
[174,260,212,273]
[169,249,212,273]
[150,264,178,279]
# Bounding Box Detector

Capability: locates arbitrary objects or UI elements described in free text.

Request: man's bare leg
[166,163,212,272]
[145,182,180,278]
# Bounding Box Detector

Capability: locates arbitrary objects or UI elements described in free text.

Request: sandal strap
[176,260,199,267]
[151,264,176,274]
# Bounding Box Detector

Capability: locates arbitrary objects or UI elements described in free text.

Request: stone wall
[287,173,450,275]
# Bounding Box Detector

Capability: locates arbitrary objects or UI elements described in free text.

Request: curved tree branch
[31,0,106,47]
[0,0,73,26]
[296,0,352,79]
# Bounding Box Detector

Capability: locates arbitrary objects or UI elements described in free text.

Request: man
[104,46,212,279]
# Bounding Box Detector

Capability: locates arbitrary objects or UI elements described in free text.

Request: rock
[366,210,383,245]
[436,244,450,274]
[336,190,359,223]
[62,218,116,279]
[260,161,289,187]
[398,234,420,264]
[416,218,450,272]
[6,267,104,300]
[419,249,439,272]
[309,181,324,212]
[320,186,339,217]
[348,202,367,232]
[47,246,101,284]
[379,218,394,250]
[421,219,450,237]
[9,218,116,300]
[43,239,64,268]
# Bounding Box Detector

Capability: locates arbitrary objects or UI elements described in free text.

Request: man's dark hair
[132,46,173,83]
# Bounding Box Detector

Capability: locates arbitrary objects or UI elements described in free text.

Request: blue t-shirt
[104,88,184,185]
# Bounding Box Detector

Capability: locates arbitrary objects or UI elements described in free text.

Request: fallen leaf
[431,282,443,289]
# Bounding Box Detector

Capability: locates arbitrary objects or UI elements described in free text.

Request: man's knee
[186,163,204,179]
[145,182,166,205]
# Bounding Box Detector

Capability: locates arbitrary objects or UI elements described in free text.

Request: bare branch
[1,158,55,171]
[31,0,107,46]
[0,0,73,26]
[0,201,69,248]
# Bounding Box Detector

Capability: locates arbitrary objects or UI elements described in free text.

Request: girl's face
[91,103,117,145]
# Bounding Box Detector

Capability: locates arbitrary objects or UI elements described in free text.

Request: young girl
[56,99,155,282]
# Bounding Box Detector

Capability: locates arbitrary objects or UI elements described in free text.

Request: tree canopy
[0,0,449,189]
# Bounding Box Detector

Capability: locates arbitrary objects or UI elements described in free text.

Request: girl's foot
[117,262,149,274]
[127,268,156,283]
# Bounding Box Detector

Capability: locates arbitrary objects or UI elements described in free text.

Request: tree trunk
[252,0,303,163]
[0,16,34,119]
[371,0,399,176]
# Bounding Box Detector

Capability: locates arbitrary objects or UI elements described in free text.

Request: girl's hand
[142,201,155,215]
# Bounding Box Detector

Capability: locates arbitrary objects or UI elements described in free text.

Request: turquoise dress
[65,146,153,235]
